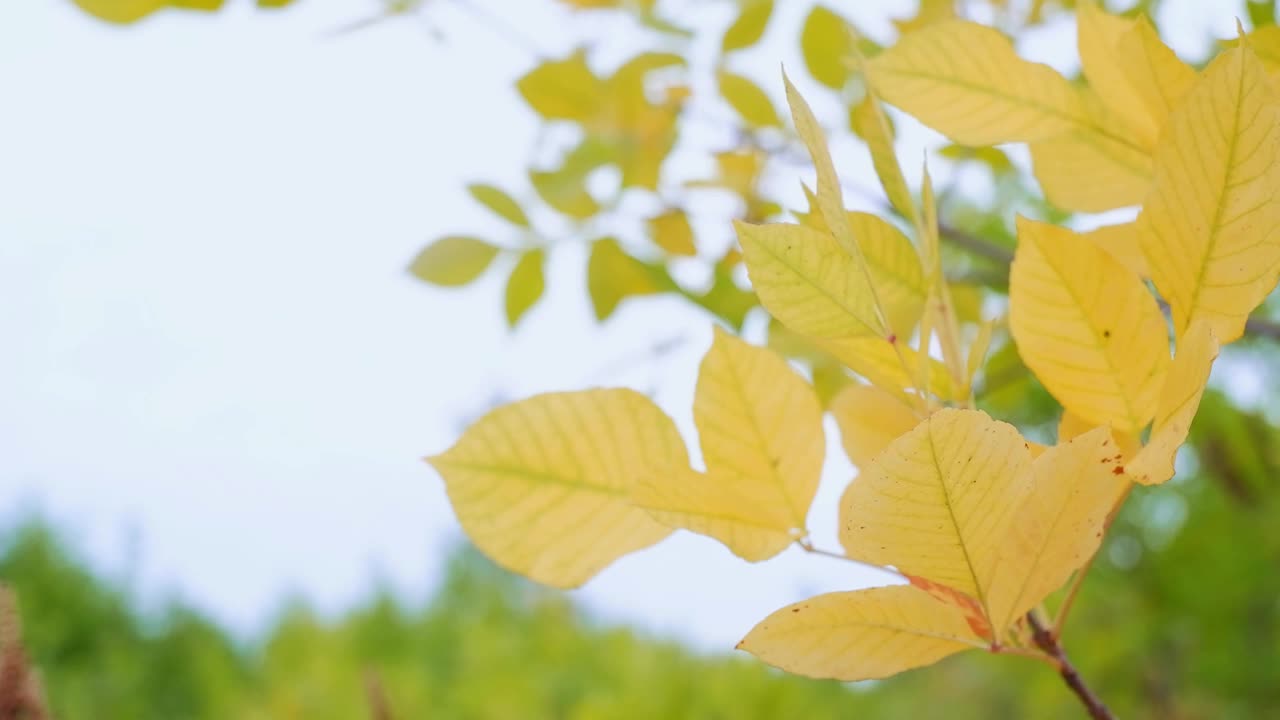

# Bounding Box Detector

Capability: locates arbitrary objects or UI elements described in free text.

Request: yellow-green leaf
[849,94,917,228]
[735,221,881,340]
[468,183,531,228]
[829,384,920,468]
[1137,43,1280,344]
[74,0,167,23]
[794,197,925,337]
[429,389,685,588]
[1009,217,1169,433]
[1245,25,1280,75]
[868,20,1085,145]
[1127,320,1220,485]
[840,408,1032,605]
[801,6,853,89]
[517,50,603,122]
[588,238,665,321]
[738,585,983,681]
[531,168,600,220]
[634,330,823,561]
[648,210,697,256]
[409,236,499,287]
[505,249,545,327]
[987,427,1128,633]
[722,0,773,52]
[718,70,781,127]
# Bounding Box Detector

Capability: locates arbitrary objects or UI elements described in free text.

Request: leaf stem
[992,644,1058,668]
[1027,612,1115,720]
[795,539,905,579]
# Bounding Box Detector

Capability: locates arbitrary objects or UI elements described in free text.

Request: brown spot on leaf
[1113,466,1125,475]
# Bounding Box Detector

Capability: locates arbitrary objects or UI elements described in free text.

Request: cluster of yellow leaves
[867,1,1192,213]
[431,5,1280,687]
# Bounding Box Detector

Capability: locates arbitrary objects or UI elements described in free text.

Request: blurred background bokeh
[2,0,1279,717]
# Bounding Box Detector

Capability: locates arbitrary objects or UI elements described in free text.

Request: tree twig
[1027,612,1114,720]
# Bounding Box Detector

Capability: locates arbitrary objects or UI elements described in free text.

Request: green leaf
[802,6,853,89]
[505,249,546,327]
[529,141,608,219]
[717,70,781,127]
[722,0,774,52]
[588,238,666,321]
[409,237,500,287]
[468,184,530,228]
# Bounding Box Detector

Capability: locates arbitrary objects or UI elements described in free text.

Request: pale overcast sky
[0,0,1237,649]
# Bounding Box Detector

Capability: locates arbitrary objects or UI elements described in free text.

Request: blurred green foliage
[6,406,1280,720]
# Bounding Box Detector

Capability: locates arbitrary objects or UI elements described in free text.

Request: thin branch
[938,222,1013,265]
[1245,315,1280,340]
[1027,612,1115,720]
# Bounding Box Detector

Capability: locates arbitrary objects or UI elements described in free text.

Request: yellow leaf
[468,183,531,229]
[504,249,545,328]
[718,70,781,127]
[517,50,603,122]
[892,0,955,34]
[1029,92,1152,212]
[1127,320,1220,485]
[1080,222,1149,279]
[840,409,1032,605]
[1009,217,1169,433]
[429,389,684,588]
[1058,410,1140,460]
[848,212,927,336]
[1076,0,1158,149]
[987,427,1128,633]
[738,585,983,681]
[796,192,926,337]
[830,384,920,468]
[735,221,881,340]
[634,330,823,561]
[722,0,773,52]
[1114,17,1196,134]
[1137,43,1280,344]
[647,210,697,256]
[409,236,499,287]
[868,20,1085,145]
[819,336,958,402]
[801,5,853,89]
